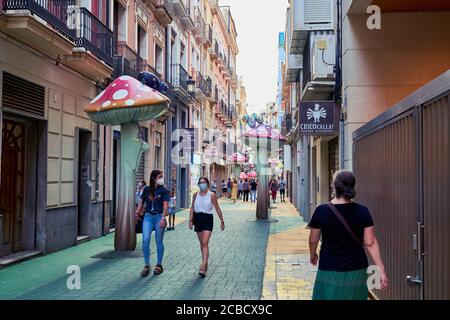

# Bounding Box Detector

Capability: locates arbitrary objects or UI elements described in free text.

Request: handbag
[135,202,146,234]
[327,202,364,248]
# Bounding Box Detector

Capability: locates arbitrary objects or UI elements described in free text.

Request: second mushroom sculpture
[84,75,171,251]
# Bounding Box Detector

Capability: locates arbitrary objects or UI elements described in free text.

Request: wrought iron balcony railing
[2,1,114,67]
[205,76,212,97]
[3,0,77,40]
[196,72,208,95]
[170,64,189,91]
[74,7,114,66]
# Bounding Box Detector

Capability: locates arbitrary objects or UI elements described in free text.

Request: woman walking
[231,179,238,203]
[308,170,388,300]
[269,178,278,203]
[242,179,250,202]
[189,177,225,277]
[250,179,258,203]
[135,169,169,277]
[221,180,227,198]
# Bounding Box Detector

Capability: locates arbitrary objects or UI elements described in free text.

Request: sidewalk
[0,197,316,300]
[262,199,317,300]
[0,199,269,300]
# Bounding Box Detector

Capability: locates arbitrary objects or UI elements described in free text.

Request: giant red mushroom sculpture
[84,75,170,251]
[240,123,285,219]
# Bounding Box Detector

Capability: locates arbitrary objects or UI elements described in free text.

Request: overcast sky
[220,0,289,114]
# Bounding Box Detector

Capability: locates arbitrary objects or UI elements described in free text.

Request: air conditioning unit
[289,0,334,54]
[311,32,335,81]
[298,0,334,31]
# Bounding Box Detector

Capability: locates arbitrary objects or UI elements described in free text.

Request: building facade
[0,0,243,259]
[280,0,450,222]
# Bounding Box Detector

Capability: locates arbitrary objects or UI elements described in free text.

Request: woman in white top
[189,177,225,277]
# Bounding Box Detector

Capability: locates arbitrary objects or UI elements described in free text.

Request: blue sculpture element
[242,113,264,128]
[158,81,169,94]
[138,71,160,90]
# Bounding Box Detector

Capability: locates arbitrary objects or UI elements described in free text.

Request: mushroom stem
[255,146,270,220]
[114,122,148,251]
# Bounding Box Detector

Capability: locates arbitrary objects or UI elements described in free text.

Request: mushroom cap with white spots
[84,76,171,125]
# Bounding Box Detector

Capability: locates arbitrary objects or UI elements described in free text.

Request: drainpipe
[336,0,344,169]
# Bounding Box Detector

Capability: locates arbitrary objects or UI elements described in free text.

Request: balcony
[230,70,238,89]
[203,24,212,47]
[72,8,114,66]
[217,99,227,120]
[152,0,174,26]
[210,0,219,14]
[209,40,218,60]
[193,6,204,40]
[173,0,194,30]
[170,64,192,102]
[1,1,113,81]
[113,43,161,79]
[195,72,208,101]
[207,82,217,103]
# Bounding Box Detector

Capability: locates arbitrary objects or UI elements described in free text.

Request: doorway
[0,119,25,256]
[77,129,92,239]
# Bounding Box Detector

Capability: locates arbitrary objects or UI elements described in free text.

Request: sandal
[141,265,150,277]
[153,264,164,275]
[198,264,207,278]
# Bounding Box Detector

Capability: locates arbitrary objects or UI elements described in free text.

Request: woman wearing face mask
[135,169,169,277]
[189,177,225,277]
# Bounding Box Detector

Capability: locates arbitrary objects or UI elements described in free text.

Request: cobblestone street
[0,198,316,300]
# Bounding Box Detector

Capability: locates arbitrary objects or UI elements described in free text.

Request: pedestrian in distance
[221,180,227,198]
[210,180,217,194]
[238,180,243,199]
[135,169,170,277]
[269,178,278,203]
[250,179,258,203]
[278,176,286,202]
[135,180,146,207]
[231,179,238,203]
[227,178,232,198]
[308,170,389,300]
[189,177,225,277]
[242,179,250,202]
[167,190,176,231]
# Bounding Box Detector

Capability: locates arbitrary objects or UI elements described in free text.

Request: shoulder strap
[327,202,364,248]
[191,192,198,209]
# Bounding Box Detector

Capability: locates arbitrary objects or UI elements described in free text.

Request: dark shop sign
[299,101,337,136]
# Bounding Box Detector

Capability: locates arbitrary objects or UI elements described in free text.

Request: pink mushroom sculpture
[85,75,170,251]
[240,123,285,219]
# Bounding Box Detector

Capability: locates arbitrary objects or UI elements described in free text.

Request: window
[113,1,127,43]
[180,42,186,67]
[137,25,147,60]
[155,44,163,76]
[155,131,162,169]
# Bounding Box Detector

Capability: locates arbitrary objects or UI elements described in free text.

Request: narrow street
[0,198,315,300]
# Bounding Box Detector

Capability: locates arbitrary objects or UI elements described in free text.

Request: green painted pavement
[0,201,270,300]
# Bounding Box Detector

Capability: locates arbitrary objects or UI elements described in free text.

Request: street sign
[299,101,337,136]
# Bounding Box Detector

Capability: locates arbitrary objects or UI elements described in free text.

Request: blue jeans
[142,213,165,266]
[250,190,257,202]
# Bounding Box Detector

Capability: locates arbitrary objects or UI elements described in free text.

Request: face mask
[156,178,164,186]
[198,183,208,191]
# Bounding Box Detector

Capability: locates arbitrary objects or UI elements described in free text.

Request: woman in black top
[308,170,388,300]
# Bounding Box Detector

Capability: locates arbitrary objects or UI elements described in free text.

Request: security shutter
[2,72,45,118]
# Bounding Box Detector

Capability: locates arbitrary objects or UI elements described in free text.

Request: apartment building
[281,0,450,223]
[0,0,114,257]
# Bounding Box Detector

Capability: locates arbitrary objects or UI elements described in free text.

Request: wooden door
[1,120,25,256]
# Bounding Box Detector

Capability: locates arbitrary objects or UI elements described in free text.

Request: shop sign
[299,101,337,136]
